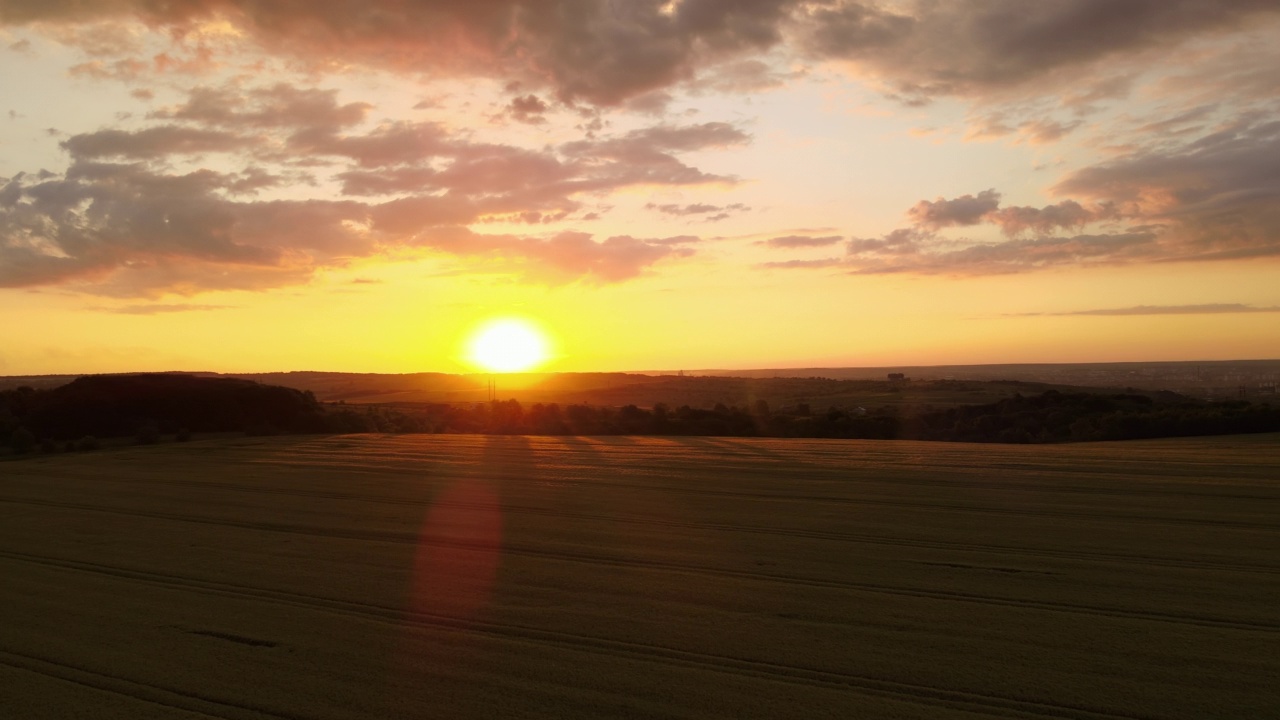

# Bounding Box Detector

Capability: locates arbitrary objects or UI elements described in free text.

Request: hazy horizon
[0,356,1277,378]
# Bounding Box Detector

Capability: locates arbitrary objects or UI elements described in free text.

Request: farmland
[2,434,1278,719]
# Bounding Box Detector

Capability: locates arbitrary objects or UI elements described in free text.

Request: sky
[2,0,1279,375]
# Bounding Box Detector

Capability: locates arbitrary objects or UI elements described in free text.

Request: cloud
[288,122,452,168]
[1053,117,1280,262]
[760,234,842,248]
[153,84,371,132]
[845,231,1160,275]
[507,94,549,124]
[413,227,695,283]
[907,189,1001,229]
[752,223,1163,275]
[905,190,1109,239]
[92,303,234,314]
[642,235,702,246]
[1014,303,1280,317]
[688,58,802,94]
[757,257,845,270]
[645,201,749,220]
[0,162,373,294]
[61,126,251,159]
[797,1,1280,103]
[0,0,795,106]
[827,116,1280,275]
[0,84,741,295]
[987,200,1101,237]
[6,1,1278,110]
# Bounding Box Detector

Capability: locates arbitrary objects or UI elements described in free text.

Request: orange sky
[2,2,1279,374]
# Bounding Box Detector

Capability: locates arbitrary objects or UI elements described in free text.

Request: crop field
[1,434,1278,719]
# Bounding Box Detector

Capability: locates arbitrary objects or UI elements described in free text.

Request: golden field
[2,433,1278,719]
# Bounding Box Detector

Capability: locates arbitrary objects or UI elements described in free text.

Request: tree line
[323,390,1280,443]
[5,376,1279,455]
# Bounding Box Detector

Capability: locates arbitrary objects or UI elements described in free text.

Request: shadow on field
[481,433,538,478]
[554,435,607,467]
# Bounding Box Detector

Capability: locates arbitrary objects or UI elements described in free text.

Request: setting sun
[466,319,551,373]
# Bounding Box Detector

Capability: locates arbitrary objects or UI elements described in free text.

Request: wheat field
[2,433,1277,719]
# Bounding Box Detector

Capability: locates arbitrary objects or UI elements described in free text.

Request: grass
[1,433,1277,719]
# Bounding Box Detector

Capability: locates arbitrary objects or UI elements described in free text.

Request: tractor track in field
[1,550,1167,720]
[0,649,298,720]
[4,476,1278,577]
[1,505,1275,634]
[232,457,1280,530]
[241,449,1280,501]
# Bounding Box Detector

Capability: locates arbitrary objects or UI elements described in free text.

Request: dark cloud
[645,201,749,219]
[0,160,375,294]
[844,231,1159,275]
[1015,303,1280,317]
[1053,117,1280,262]
[5,1,1277,107]
[61,126,251,159]
[507,94,549,124]
[224,167,282,195]
[288,122,452,168]
[153,84,371,132]
[1,84,738,295]
[907,189,1001,229]
[905,190,1107,238]
[0,160,698,294]
[823,116,1280,274]
[798,1,1280,103]
[92,303,234,314]
[0,0,795,106]
[987,200,1101,237]
[761,234,842,248]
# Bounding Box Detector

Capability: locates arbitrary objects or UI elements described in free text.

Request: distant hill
[0,374,326,442]
[1,358,1276,411]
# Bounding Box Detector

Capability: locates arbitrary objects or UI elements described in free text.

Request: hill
[0,374,326,443]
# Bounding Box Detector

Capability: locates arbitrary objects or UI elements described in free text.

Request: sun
[466,318,551,373]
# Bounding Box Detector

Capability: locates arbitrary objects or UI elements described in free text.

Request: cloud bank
[0,83,747,295]
[1013,304,1280,317]
[764,117,1280,276]
[6,1,1278,105]
[3,2,1279,292]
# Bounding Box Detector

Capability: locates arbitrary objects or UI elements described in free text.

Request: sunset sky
[2,1,1279,375]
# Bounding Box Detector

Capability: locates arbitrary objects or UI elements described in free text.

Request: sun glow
[466,318,551,372]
